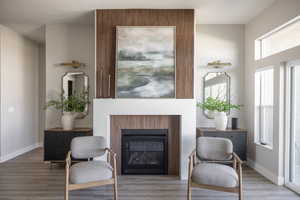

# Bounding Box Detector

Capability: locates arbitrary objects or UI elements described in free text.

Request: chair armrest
[188,150,196,159]
[105,148,117,162]
[105,148,116,157]
[66,151,71,167]
[232,152,243,165]
[65,151,71,187]
[188,150,196,179]
[105,148,117,178]
[188,150,197,166]
[232,152,243,188]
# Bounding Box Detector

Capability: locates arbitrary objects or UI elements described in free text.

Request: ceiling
[0,0,276,43]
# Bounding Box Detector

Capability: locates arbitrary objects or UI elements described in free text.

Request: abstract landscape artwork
[116,26,176,98]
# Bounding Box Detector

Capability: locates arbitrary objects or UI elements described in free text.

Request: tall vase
[215,112,228,130]
[61,112,77,130]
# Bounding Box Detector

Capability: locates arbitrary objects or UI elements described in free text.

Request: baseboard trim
[247,159,284,185]
[0,143,42,163]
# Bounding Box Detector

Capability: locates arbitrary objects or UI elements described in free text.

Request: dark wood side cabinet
[44,128,93,162]
[197,128,247,161]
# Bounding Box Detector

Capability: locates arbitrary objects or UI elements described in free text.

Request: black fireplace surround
[121,129,168,175]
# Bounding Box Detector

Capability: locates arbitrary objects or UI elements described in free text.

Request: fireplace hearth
[121,129,168,175]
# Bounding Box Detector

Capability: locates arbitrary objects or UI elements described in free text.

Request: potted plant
[45,92,90,130]
[197,97,241,130]
[197,97,217,119]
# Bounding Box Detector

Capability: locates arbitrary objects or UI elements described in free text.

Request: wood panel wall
[96,9,194,98]
[110,115,180,175]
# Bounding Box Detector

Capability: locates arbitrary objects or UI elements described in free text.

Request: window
[286,62,300,193]
[255,16,300,60]
[255,68,274,147]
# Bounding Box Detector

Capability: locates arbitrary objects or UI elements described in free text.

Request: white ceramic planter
[214,112,228,130]
[206,110,215,119]
[61,112,77,130]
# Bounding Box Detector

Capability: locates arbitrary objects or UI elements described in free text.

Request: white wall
[245,0,300,185]
[195,24,245,128]
[0,25,40,161]
[45,24,95,129]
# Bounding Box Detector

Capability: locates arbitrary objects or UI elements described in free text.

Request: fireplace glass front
[121,129,168,175]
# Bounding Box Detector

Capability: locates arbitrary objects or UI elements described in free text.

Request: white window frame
[284,60,300,194]
[255,15,300,60]
[255,66,274,148]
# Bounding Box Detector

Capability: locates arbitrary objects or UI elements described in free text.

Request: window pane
[255,73,261,140]
[261,19,300,58]
[291,66,300,185]
[261,70,274,106]
[255,68,274,146]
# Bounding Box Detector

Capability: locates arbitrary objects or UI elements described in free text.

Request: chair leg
[112,154,118,200]
[65,170,69,200]
[187,180,192,200]
[187,173,192,200]
[238,185,243,200]
[187,152,194,200]
[113,179,118,200]
[65,154,70,200]
[65,187,69,200]
[238,164,243,200]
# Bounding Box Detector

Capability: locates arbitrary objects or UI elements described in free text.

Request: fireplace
[121,129,168,175]
[94,99,197,179]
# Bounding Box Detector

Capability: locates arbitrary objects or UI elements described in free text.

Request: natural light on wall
[255,68,274,147]
[255,16,300,60]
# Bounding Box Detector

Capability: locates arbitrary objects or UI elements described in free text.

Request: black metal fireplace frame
[121,129,168,175]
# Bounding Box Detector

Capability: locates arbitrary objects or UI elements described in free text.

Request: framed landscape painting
[115,26,176,98]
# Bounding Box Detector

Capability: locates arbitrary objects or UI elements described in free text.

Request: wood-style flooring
[0,148,299,200]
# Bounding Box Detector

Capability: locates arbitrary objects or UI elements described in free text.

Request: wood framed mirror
[203,72,231,119]
[62,71,89,119]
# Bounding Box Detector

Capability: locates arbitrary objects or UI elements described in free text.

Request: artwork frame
[115,26,176,98]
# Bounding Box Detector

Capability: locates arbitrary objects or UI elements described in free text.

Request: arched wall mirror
[62,71,89,119]
[203,72,231,119]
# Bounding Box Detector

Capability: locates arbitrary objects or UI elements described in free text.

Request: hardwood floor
[0,148,299,200]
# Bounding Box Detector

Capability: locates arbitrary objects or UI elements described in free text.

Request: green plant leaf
[45,91,90,113]
[197,97,242,113]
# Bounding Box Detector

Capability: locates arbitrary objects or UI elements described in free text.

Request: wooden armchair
[65,136,117,200]
[187,137,243,200]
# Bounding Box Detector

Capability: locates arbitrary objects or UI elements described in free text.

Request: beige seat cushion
[192,163,238,188]
[70,161,112,184]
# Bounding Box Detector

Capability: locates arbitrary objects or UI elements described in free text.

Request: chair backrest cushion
[71,136,106,159]
[196,137,233,161]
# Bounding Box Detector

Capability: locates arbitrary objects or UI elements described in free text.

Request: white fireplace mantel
[93,99,196,180]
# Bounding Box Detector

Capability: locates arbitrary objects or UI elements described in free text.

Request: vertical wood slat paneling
[96,9,194,98]
[110,115,180,175]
